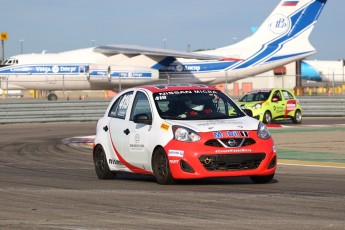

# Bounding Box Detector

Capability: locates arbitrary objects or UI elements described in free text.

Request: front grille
[199,153,265,171]
[204,138,256,148]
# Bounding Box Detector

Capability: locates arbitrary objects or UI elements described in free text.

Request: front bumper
[164,132,277,179]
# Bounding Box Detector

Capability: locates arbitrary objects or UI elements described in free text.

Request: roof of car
[138,84,219,93]
[245,88,295,94]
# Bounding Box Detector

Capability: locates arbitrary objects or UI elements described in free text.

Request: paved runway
[0,119,344,229]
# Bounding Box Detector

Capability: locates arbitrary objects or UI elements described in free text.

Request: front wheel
[93,145,116,179]
[292,109,302,124]
[152,148,175,185]
[250,174,274,184]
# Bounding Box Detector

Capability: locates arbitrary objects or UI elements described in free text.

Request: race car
[93,84,277,184]
[238,88,302,124]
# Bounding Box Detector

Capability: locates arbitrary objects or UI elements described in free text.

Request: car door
[282,89,298,116]
[108,91,134,163]
[271,89,286,119]
[122,90,153,169]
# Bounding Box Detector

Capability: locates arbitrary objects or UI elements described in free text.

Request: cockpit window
[4,58,18,65]
[153,90,245,120]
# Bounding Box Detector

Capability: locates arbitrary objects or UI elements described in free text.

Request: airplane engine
[87,64,159,82]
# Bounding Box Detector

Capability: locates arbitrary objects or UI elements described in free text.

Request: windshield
[239,91,271,102]
[153,89,245,120]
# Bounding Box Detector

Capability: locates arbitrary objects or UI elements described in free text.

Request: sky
[1,0,344,61]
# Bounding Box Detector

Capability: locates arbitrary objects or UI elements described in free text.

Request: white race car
[93,84,277,184]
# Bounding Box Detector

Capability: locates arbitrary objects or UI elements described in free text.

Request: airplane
[0,0,328,100]
[301,59,345,83]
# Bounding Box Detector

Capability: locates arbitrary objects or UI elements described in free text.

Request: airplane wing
[94,45,222,60]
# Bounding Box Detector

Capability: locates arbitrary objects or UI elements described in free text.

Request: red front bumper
[164,132,277,179]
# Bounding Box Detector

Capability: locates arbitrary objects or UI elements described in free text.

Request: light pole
[163,39,167,49]
[20,39,24,54]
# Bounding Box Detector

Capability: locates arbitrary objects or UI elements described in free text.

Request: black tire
[250,174,274,184]
[292,109,302,124]
[263,111,272,124]
[47,93,58,101]
[152,148,175,185]
[93,145,116,179]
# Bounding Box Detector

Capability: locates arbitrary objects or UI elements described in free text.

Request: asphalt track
[0,118,344,229]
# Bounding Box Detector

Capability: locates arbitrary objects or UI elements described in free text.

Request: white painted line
[279,163,345,169]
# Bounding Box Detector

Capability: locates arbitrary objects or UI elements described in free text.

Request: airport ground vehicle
[93,84,277,184]
[238,88,302,124]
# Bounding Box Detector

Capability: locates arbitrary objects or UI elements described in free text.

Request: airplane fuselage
[0,0,328,94]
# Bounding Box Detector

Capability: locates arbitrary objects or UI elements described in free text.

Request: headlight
[172,126,201,142]
[257,122,271,140]
[253,103,262,110]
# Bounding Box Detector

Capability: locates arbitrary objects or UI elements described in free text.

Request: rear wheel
[263,111,272,124]
[93,145,116,179]
[292,109,302,124]
[250,174,274,184]
[152,148,175,185]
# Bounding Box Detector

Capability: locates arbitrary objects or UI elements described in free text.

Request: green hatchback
[238,88,302,124]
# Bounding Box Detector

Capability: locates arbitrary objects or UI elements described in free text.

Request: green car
[238,88,302,124]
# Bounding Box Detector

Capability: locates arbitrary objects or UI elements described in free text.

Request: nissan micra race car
[93,84,277,184]
[238,88,302,124]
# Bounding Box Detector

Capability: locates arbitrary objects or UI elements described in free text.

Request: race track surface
[0,119,344,229]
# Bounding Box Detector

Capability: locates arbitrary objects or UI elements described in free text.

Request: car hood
[237,101,262,108]
[167,116,260,132]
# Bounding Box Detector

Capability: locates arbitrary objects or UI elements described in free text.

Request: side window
[272,90,282,101]
[108,91,133,119]
[130,91,152,121]
[282,90,294,100]
[216,96,237,116]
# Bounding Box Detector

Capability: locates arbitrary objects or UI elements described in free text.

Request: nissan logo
[227,139,237,147]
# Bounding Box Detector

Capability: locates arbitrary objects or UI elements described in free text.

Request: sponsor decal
[197,120,244,127]
[213,130,249,138]
[109,159,123,165]
[215,149,252,153]
[135,134,140,143]
[130,133,144,151]
[169,160,179,164]
[160,122,170,131]
[156,89,218,97]
[285,100,297,116]
[168,150,184,157]
[286,100,296,111]
[1,65,81,74]
[111,71,152,78]
[129,143,144,151]
[161,64,201,72]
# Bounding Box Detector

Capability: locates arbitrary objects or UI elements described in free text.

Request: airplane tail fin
[209,0,327,66]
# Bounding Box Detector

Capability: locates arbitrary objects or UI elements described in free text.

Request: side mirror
[242,109,253,117]
[133,113,152,125]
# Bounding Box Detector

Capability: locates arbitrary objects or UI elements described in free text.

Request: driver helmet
[186,99,204,111]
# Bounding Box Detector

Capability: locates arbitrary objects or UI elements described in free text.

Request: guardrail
[0,96,344,124]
